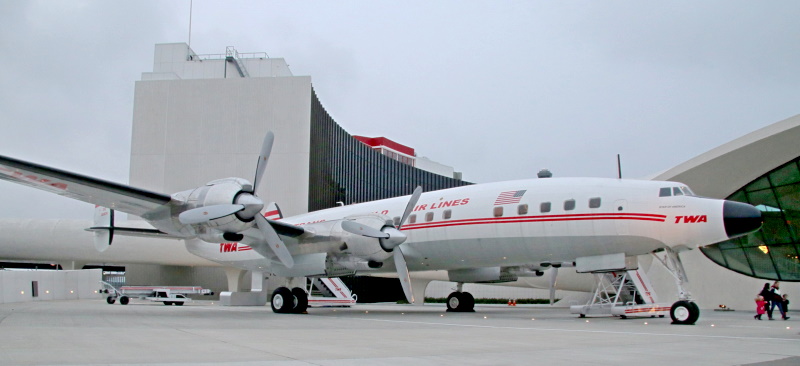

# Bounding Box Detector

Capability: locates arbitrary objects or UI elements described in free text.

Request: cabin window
[493,206,504,217]
[540,202,551,213]
[409,214,417,224]
[659,187,671,197]
[518,204,528,215]
[443,209,452,220]
[673,187,684,196]
[681,186,695,196]
[393,216,401,226]
[564,199,576,211]
[425,212,434,222]
[589,197,601,209]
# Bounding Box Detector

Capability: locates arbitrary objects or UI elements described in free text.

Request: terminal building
[1,43,797,310]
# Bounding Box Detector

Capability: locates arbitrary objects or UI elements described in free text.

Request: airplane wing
[0,155,173,218]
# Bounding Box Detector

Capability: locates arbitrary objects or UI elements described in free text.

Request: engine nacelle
[334,215,394,263]
[180,178,257,241]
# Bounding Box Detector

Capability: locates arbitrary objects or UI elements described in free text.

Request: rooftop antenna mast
[188,0,193,50]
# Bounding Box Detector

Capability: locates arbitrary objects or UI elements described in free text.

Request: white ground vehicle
[100,281,212,305]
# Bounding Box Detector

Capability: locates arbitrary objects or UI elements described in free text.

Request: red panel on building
[353,136,415,156]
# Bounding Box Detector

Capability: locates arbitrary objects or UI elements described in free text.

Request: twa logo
[674,215,707,223]
[219,243,252,253]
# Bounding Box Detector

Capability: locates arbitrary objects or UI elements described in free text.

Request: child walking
[755,295,767,320]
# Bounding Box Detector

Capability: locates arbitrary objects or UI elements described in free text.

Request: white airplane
[0,132,762,324]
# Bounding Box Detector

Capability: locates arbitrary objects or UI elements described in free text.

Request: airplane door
[614,199,628,235]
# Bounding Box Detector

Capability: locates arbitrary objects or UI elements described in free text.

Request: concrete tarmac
[0,300,798,365]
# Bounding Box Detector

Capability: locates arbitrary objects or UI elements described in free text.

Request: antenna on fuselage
[617,154,622,179]
[537,169,552,178]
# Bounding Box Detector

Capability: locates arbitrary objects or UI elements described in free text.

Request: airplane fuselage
[185,177,733,277]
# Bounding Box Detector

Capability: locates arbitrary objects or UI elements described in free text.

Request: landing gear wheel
[106,296,116,305]
[291,287,308,314]
[446,292,475,312]
[119,296,129,305]
[446,292,462,312]
[670,300,699,325]
[271,287,294,313]
[461,292,475,312]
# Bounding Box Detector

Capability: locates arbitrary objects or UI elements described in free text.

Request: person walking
[770,281,789,320]
[759,283,774,320]
[754,295,767,320]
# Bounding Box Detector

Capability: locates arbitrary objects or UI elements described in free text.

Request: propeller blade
[549,267,558,305]
[394,247,414,304]
[253,131,274,194]
[178,204,244,225]
[342,220,390,239]
[253,214,294,268]
[397,186,423,230]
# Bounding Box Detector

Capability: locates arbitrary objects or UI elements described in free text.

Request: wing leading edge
[0,155,173,217]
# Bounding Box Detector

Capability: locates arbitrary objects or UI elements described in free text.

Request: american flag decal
[494,190,526,205]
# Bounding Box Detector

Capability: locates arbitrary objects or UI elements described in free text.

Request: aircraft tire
[119,296,129,305]
[106,296,116,305]
[271,287,294,313]
[461,292,475,311]
[291,287,308,314]
[446,292,462,312]
[670,300,699,325]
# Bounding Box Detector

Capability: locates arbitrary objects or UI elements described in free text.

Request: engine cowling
[179,178,261,242]
[335,215,395,263]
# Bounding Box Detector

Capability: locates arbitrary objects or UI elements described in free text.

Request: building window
[443,210,452,220]
[518,204,528,215]
[425,212,434,222]
[589,197,601,209]
[493,206,504,217]
[700,156,800,281]
[540,202,551,213]
[564,199,576,211]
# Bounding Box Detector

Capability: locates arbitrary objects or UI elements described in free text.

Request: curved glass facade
[308,89,471,211]
[700,157,800,281]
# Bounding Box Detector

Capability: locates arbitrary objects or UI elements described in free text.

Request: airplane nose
[723,200,763,238]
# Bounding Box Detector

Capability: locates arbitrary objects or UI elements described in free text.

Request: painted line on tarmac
[345,318,800,342]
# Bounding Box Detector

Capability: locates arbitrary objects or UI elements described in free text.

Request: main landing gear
[271,287,308,314]
[446,283,475,312]
[446,291,475,312]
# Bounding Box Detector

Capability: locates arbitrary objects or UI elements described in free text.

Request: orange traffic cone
[512,299,517,306]
[508,299,513,306]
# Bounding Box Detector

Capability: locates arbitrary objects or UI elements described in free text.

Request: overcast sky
[1,1,799,219]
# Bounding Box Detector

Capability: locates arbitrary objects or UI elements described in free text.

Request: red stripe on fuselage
[402,213,666,231]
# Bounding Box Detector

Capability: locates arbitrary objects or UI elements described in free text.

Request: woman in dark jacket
[759,283,774,320]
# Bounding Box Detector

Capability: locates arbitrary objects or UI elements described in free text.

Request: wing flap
[0,155,172,217]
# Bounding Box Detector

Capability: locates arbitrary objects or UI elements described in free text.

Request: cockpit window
[661,186,696,197]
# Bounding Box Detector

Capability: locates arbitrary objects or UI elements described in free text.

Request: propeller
[179,204,245,225]
[342,186,423,304]
[549,267,558,305]
[253,132,274,195]
[253,214,294,268]
[176,131,294,268]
